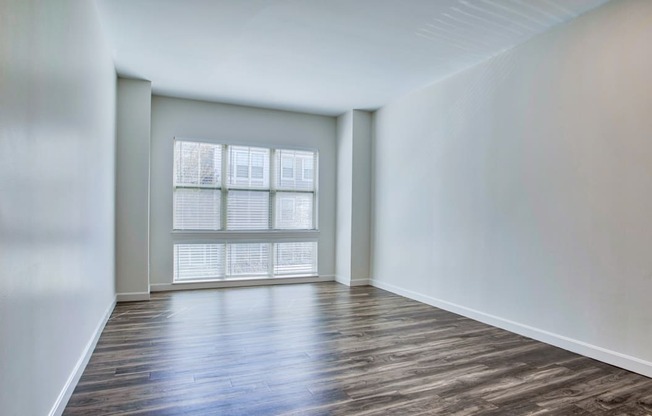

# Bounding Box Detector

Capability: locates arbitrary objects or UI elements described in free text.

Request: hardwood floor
[65,283,652,415]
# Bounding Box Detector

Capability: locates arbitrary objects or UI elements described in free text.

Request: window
[174,242,318,281]
[302,158,314,181]
[173,140,318,282]
[274,242,318,276]
[229,146,269,188]
[275,192,312,229]
[281,156,294,179]
[173,141,222,230]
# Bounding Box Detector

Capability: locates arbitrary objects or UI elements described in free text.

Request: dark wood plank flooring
[64,283,652,415]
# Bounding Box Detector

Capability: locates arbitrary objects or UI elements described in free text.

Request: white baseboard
[116,291,151,302]
[334,275,350,285]
[334,276,370,286]
[49,297,116,416]
[370,279,652,379]
[151,275,335,292]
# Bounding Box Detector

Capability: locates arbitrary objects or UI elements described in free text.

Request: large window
[173,140,318,281]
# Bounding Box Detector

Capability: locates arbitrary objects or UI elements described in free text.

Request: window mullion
[270,149,276,231]
[196,143,201,185]
[270,242,276,278]
[269,149,276,277]
[221,145,229,278]
[248,148,252,188]
[221,144,228,231]
[312,152,318,230]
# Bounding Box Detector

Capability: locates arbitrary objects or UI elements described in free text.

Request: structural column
[336,110,372,286]
[115,78,151,301]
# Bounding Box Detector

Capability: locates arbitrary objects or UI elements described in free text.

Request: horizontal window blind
[175,141,222,186]
[227,243,271,277]
[228,146,270,189]
[274,242,317,276]
[174,244,225,281]
[275,150,315,191]
[275,192,313,229]
[227,190,270,230]
[174,242,317,281]
[173,188,221,230]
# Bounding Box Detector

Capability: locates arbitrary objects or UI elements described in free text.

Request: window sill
[151,275,331,292]
[173,273,319,284]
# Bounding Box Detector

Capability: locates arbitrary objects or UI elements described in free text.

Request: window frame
[173,140,318,232]
[171,138,320,282]
[173,141,224,231]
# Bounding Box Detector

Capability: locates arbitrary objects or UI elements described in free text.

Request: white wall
[336,110,372,285]
[116,78,151,301]
[336,112,353,284]
[372,0,652,376]
[150,96,337,285]
[351,111,372,282]
[0,0,117,414]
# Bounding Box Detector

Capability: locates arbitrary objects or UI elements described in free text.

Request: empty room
[2,0,652,414]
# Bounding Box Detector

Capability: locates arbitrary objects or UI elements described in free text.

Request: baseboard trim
[49,296,116,416]
[334,275,350,286]
[151,275,335,292]
[116,292,151,302]
[334,276,370,287]
[370,279,652,379]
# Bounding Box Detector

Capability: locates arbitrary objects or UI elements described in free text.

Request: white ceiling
[96,0,609,115]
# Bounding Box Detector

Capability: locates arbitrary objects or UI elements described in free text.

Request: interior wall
[116,78,152,300]
[371,0,652,375]
[150,96,337,285]
[0,0,117,414]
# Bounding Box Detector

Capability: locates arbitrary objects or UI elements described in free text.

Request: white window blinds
[174,189,221,230]
[275,192,313,229]
[173,141,317,231]
[227,190,270,230]
[227,243,270,277]
[228,146,270,189]
[173,140,319,281]
[275,150,315,191]
[173,141,223,230]
[274,242,317,276]
[174,242,317,281]
[174,243,225,281]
